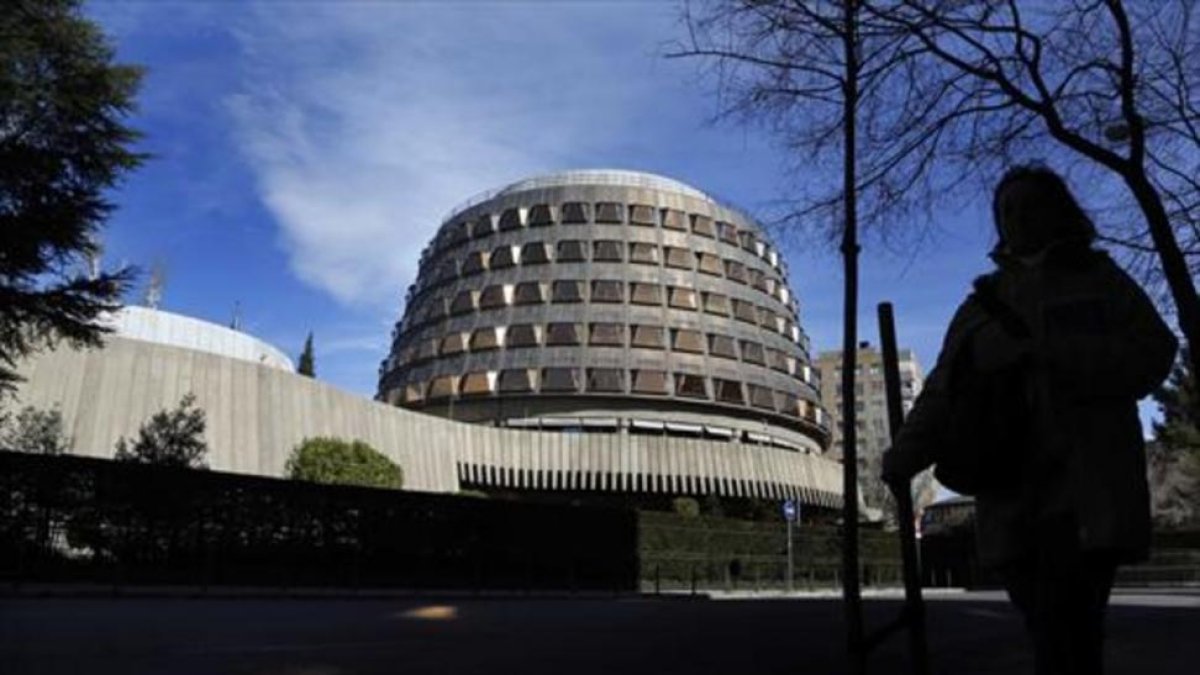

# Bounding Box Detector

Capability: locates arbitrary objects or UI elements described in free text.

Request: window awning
[665,422,703,435]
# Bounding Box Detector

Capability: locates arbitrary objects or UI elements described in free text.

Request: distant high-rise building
[816,341,924,461]
[816,342,932,519]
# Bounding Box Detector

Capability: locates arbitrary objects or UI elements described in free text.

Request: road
[2,590,1198,674]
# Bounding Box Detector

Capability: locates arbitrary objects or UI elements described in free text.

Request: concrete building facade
[378,170,829,454]
[8,171,847,508]
[815,343,927,517]
[815,342,924,462]
[12,330,843,506]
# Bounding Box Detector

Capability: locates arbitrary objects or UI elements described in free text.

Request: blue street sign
[783,499,798,522]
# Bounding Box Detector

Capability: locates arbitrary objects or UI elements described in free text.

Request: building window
[490,245,518,269]
[696,253,723,276]
[427,375,457,400]
[513,281,545,305]
[421,298,447,322]
[748,384,776,410]
[691,214,715,238]
[675,373,708,399]
[479,285,508,309]
[541,367,581,392]
[776,392,801,417]
[416,338,439,362]
[768,349,790,372]
[474,214,497,238]
[403,382,424,404]
[703,292,730,316]
[708,335,737,359]
[717,221,739,245]
[713,378,745,404]
[629,204,656,226]
[589,323,624,346]
[662,209,687,231]
[444,222,469,247]
[740,340,766,365]
[629,282,662,306]
[440,333,467,356]
[671,329,704,353]
[521,242,550,265]
[450,290,476,314]
[593,240,623,262]
[750,268,770,292]
[591,280,624,303]
[432,260,458,284]
[724,259,748,284]
[739,231,758,252]
[630,324,665,349]
[506,324,539,347]
[470,327,501,350]
[587,368,625,393]
[527,204,554,227]
[732,299,758,323]
[664,247,692,269]
[594,201,624,224]
[497,208,521,231]
[552,280,584,303]
[460,372,494,396]
[545,323,582,346]
[629,242,660,265]
[556,239,587,262]
[461,251,487,276]
[561,202,589,224]
[757,307,777,328]
[668,287,698,310]
[499,369,536,393]
[632,369,669,395]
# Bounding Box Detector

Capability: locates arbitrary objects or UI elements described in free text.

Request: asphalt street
[2,590,1198,674]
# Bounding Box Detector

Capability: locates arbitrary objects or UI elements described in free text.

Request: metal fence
[0,451,638,592]
[637,513,905,593]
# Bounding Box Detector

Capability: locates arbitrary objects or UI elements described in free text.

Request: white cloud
[226,2,669,308]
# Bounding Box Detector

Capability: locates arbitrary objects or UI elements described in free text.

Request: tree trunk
[840,1,864,671]
[1123,170,1200,380]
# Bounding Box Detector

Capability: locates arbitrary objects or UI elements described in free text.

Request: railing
[0,451,638,592]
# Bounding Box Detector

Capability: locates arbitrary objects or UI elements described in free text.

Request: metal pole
[879,302,931,675]
[787,518,794,593]
[839,1,864,671]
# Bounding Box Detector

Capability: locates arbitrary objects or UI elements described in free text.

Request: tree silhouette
[297,332,315,377]
[0,0,144,390]
[114,394,207,469]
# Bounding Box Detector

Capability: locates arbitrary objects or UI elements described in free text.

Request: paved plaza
[2,589,1198,674]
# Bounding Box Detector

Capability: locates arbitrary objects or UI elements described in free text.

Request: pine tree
[1154,348,1199,450]
[113,393,207,469]
[1,0,144,390]
[297,332,315,377]
[1150,348,1199,526]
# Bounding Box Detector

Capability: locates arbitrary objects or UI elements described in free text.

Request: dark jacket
[886,246,1177,566]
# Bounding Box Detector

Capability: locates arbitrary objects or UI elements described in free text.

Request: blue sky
[86,1,1014,400]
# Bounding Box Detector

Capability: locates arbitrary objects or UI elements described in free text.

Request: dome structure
[378,170,829,454]
[104,305,294,370]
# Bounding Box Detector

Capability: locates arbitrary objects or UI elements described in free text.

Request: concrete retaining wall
[11,337,843,506]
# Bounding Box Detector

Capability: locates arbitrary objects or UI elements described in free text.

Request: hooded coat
[886,246,1177,566]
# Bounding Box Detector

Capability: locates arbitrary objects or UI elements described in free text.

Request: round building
[378,170,830,458]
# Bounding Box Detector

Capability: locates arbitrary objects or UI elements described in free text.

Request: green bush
[285,437,403,490]
[672,497,701,518]
[1,405,70,455]
[114,394,207,469]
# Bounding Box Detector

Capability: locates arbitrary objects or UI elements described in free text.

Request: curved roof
[444,169,731,225]
[103,306,294,371]
[496,170,715,201]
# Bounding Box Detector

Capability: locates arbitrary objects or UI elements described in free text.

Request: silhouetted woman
[883,165,1177,674]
